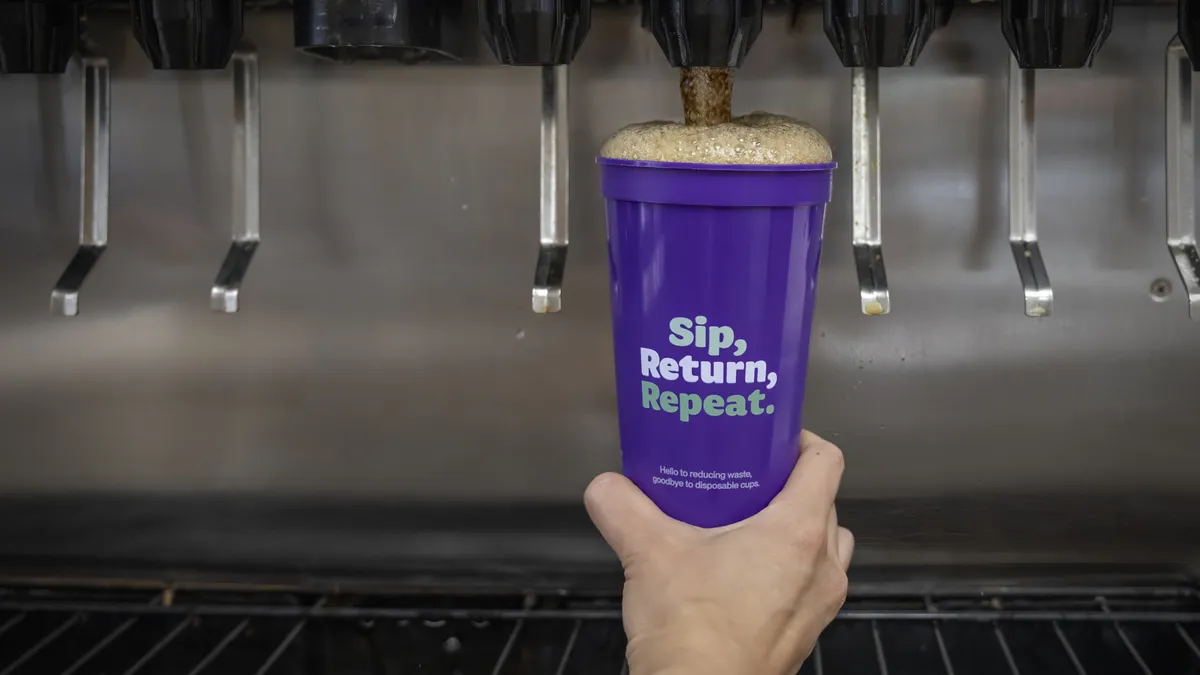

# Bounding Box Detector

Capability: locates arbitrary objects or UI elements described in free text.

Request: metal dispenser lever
[824,0,937,316]
[999,0,1114,318]
[211,46,260,313]
[1007,54,1052,318]
[533,64,569,314]
[480,0,589,314]
[1166,37,1200,320]
[851,66,888,316]
[50,50,109,317]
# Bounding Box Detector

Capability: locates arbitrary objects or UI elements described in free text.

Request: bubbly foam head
[599,112,833,165]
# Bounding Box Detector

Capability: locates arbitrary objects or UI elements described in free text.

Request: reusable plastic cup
[598,157,836,528]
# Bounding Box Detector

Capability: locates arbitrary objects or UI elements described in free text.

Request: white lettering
[641,348,660,377]
[679,355,700,383]
[660,357,679,381]
[745,360,767,384]
[700,361,724,384]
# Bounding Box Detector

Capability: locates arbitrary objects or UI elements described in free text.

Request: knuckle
[824,442,845,471]
[793,522,827,553]
[827,570,850,609]
[803,438,845,478]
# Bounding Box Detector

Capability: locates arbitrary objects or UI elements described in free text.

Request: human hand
[584,431,853,675]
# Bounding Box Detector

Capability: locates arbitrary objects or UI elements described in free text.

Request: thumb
[584,472,678,562]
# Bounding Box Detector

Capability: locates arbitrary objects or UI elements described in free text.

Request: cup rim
[596,157,837,172]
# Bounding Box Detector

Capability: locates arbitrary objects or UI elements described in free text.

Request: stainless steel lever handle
[851,66,889,316]
[533,64,569,314]
[211,45,261,313]
[1008,54,1052,318]
[50,50,109,317]
[1166,37,1200,321]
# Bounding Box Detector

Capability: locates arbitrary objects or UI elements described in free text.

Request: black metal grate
[0,583,1196,674]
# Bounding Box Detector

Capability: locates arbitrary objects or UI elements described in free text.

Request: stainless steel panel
[0,5,1195,514]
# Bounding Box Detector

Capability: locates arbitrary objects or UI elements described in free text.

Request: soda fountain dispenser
[0,2,110,317]
[131,0,242,69]
[1184,0,1200,68]
[0,1,77,75]
[823,0,937,316]
[1001,0,1114,317]
[1166,1,1200,320]
[130,0,260,312]
[935,0,953,29]
[643,0,762,68]
[480,0,592,314]
[294,0,461,63]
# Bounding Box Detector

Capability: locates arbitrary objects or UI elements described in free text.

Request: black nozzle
[935,0,953,29]
[295,0,461,63]
[130,0,242,69]
[1182,0,1200,71]
[0,1,78,75]
[1001,0,1114,69]
[823,0,936,67]
[644,0,764,68]
[480,0,591,66]
[788,0,811,29]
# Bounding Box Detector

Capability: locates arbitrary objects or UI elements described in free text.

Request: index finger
[765,430,845,522]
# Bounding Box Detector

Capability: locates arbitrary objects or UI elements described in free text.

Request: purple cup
[598,157,836,528]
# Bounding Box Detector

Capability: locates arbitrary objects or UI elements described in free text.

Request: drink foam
[599,112,833,166]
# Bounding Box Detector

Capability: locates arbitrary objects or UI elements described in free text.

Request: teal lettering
[749,389,766,415]
[668,317,693,346]
[661,391,678,413]
[703,395,725,416]
[725,395,747,416]
[642,380,661,410]
[643,387,771,422]
[679,393,702,422]
[708,326,734,356]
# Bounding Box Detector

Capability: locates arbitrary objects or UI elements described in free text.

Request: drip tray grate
[0,583,1195,674]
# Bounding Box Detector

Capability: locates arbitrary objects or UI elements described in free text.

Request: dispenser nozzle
[0,1,79,75]
[295,0,460,63]
[533,64,569,314]
[1166,38,1200,320]
[211,46,260,313]
[131,0,243,69]
[851,67,889,316]
[1183,0,1200,71]
[481,0,591,66]
[644,0,763,68]
[1001,0,1113,69]
[1007,54,1052,318]
[823,0,936,68]
[51,50,109,317]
